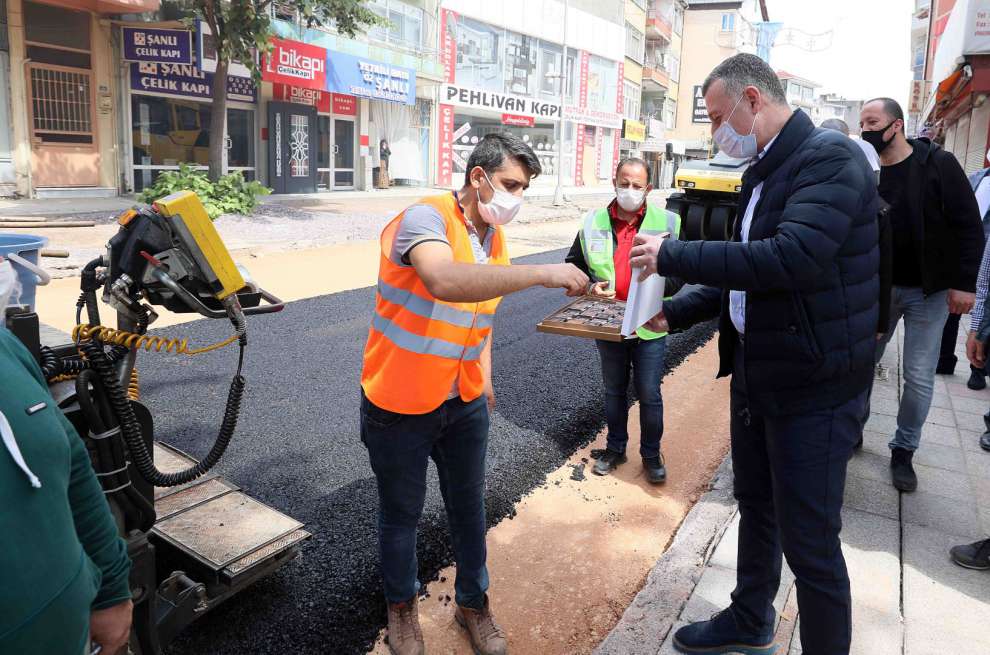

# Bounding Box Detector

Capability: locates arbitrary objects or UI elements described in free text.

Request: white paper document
[621,268,665,337]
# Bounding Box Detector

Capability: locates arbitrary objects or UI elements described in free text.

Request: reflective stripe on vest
[361,192,508,415]
[578,204,680,340]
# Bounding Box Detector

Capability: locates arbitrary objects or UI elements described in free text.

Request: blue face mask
[714,94,759,159]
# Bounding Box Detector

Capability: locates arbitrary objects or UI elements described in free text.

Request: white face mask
[616,187,646,212]
[477,170,523,225]
[0,259,20,317]
[714,94,759,159]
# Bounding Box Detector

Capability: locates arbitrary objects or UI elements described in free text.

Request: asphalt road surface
[140,250,716,655]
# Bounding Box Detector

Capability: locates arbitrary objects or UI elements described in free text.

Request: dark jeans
[939,312,986,376]
[729,344,864,655]
[595,336,666,459]
[360,392,490,609]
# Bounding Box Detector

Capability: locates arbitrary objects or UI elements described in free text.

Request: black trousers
[938,312,986,375]
[729,344,864,655]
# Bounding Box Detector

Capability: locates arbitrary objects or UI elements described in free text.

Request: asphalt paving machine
[3,191,310,654]
[665,152,750,242]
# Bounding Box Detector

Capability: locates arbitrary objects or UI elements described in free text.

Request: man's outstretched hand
[629,232,669,281]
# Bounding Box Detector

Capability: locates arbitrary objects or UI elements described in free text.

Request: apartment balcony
[647,9,673,42]
[642,64,670,91]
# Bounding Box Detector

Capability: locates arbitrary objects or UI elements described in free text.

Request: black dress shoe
[968,368,987,390]
[950,538,990,570]
[643,454,667,484]
[981,431,990,452]
[890,447,918,492]
[593,449,626,476]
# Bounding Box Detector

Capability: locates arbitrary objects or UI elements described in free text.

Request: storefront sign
[692,86,711,123]
[623,119,646,142]
[439,104,456,187]
[579,52,590,109]
[502,114,535,127]
[130,62,256,103]
[333,93,357,116]
[563,105,623,129]
[195,20,252,78]
[123,27,192,64]
[908,80,931,114]
[442,85,561,120]
[263,37,327,91]
[575,123,586,187]
[273,83,331,113]
[325,51,416,106]
[440,9,458,84]
[612,130,621,177]
[616,61,625,115]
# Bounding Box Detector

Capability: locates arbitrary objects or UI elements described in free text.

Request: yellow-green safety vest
[578,204,680,340]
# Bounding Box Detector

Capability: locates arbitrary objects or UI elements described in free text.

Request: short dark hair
[702,53,787,105]
[865,97,905,122]
[820,118,850,135]
[615,157,652,181]
[464,133,542,186]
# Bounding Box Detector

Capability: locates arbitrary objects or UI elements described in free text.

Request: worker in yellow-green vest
[565,157,681,483]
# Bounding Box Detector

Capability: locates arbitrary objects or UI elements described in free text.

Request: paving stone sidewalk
[598,324,990,655]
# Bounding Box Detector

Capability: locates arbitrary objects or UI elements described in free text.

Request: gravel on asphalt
[135,250,716,655]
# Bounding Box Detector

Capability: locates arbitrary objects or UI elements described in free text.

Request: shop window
[455,16,504,94]
[227,108,255,169]
[505,31,537,96]
[452,112,559,179]
[24,1,90,51]
[587,55,619,114]
[538,42,564,99]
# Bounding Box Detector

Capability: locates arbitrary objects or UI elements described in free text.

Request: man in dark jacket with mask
[630,54,878,655]
[859,98,984,493]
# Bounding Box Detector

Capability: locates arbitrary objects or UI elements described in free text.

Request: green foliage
[138,163,271,220]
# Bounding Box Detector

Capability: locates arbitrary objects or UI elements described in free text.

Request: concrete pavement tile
[973,476,990,506]
[901,489,980,537]
[964,449,990,480]
[951,395,990,417]
[947,381,990,400]
[981,508,990,536]
[865,413,897,435]
[956,408,989,434]
[870,384,899,402]
[843,474,899,520]
[910,441,966,472]
[679,565,738,623]
[912,462,976,502]
[920,422,962,448]
[859,429,892,457]
[850,605,903,655]
[930,392,952,409]
[960,428,990,453]
[924,406,957,427]
[869,395,900,417]
[847,450,891,484]
[707,513,739,571]
[841,508,901,616]
[904,526,990,653]
[903,618,990,655]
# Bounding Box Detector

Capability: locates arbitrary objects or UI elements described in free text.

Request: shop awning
[43,0,160,13]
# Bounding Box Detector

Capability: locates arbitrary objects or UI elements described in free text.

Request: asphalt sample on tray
[140,249,716,655]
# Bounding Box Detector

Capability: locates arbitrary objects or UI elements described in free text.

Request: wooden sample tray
[537,295,627,342]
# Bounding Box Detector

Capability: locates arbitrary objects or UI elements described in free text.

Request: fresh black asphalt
[138,249,716,654]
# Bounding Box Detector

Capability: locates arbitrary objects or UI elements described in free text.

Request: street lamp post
[553,0,569,206]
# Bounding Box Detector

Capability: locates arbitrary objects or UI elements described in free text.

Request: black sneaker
[981,431,990,452]
[950,538,990,570]
[672,608,775,654]
[643,454,667,484]
[968,368,987,390]
[983,411,990,433]
[593,449,627,476]
[890,447,918,492]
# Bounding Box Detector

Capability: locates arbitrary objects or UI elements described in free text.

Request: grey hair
[820,118,850,135]
[702,53,787,105]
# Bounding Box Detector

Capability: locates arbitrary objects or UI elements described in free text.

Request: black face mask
[861,120,897,154]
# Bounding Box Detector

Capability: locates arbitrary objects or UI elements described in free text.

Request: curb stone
[594,455,737,655]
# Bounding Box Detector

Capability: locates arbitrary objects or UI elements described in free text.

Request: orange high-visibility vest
[361,193,510,415]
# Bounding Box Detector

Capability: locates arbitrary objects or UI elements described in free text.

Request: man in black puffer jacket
[630,54,877,655]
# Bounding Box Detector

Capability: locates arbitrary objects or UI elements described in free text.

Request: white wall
[442,0,625,62]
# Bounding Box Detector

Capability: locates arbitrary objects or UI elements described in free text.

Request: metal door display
[267,102,316,194]
[333,118,355,189]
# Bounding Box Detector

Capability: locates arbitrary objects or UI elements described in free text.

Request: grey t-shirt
[391,196,494,266]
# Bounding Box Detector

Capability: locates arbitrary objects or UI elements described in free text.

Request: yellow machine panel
[153,191,245,299]
[674,167,744,194]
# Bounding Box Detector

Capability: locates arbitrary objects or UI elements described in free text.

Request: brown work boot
[454,595,507,655]
[386,595,424,655]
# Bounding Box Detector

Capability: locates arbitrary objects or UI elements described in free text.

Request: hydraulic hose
[78,335,246,487]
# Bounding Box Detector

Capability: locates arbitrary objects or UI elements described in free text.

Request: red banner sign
[579,51,590,110]
[263,37,327,90]
[501,113,535,127]
[612,129,620,177]
[273,82,330,112]
[440,9,458,84]
[616,61,625,114]
[574,123,586,187]
[332,93,357,116]
[438,103,455,187]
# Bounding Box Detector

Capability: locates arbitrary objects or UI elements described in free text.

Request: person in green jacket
[564,158,680,484]
[0,257,133,655]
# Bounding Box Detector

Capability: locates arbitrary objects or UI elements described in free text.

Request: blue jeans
[730,343,864,655]
[876,287,949,451]
[595,336,666,459]
[360,392,490,609]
